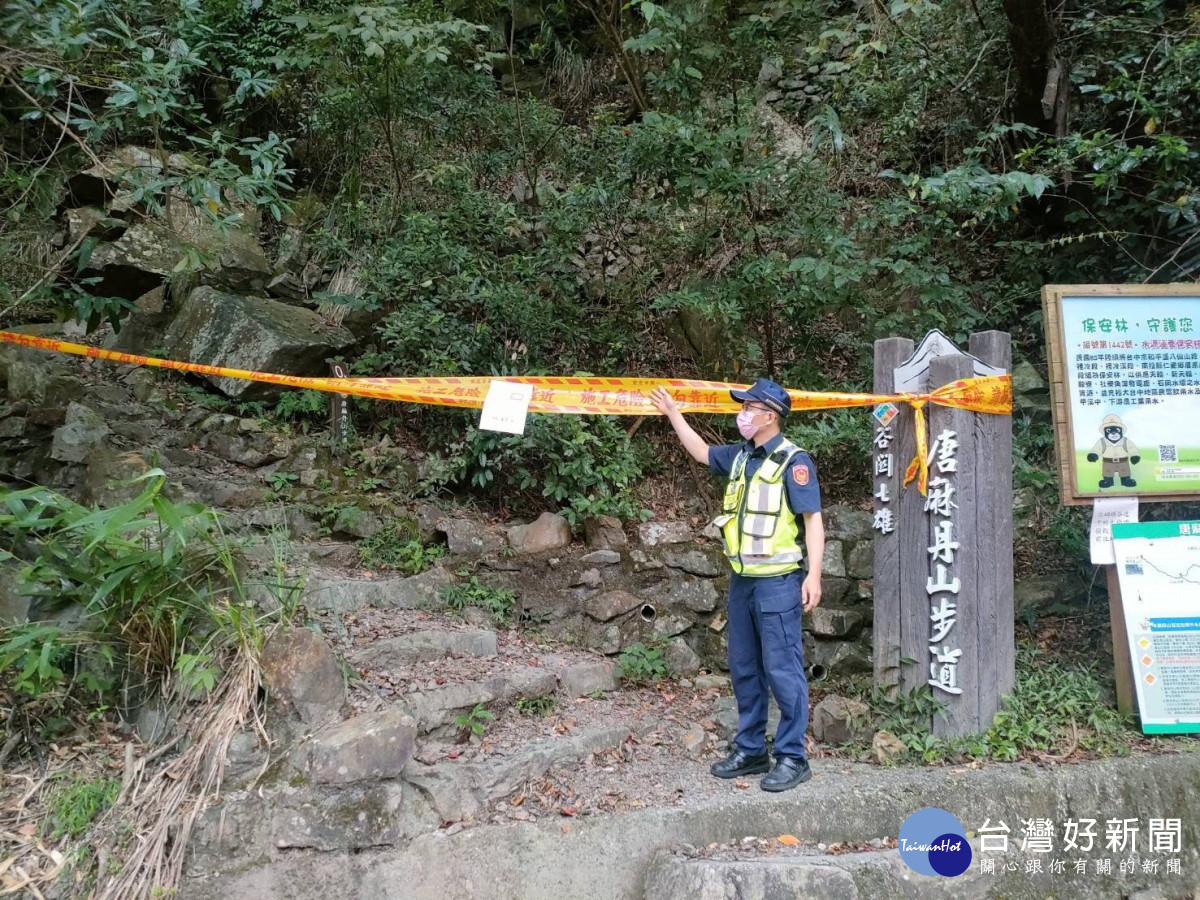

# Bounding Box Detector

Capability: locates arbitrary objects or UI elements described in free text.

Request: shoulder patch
[792,462,810,486]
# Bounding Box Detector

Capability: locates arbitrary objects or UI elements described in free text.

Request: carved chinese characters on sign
[925,428,962,695]
[872,403,899,536]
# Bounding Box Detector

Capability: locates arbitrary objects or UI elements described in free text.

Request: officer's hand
[647,386,679,416]
[802,572,822,612]
[1130,455,1141,464]
[1086,453,1099,462]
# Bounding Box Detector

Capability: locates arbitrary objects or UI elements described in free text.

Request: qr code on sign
[1159,444,1178,463]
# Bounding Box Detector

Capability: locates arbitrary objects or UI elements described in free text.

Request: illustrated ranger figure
[649,378,823,792]
[1087,413,1140,489]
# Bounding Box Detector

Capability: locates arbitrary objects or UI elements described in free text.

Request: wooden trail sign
[872,330,1014,736]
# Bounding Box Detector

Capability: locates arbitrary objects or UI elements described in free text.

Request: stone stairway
[187,561,735,878]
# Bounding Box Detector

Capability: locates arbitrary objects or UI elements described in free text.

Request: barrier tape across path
[0,330,1011,494]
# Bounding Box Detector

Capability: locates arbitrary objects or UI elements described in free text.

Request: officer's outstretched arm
[646,387,710,464]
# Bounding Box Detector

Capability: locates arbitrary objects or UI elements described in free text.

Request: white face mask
[737,409,767,439]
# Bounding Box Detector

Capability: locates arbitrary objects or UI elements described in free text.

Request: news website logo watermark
[974,816,1184,878]
[898,808,972,877]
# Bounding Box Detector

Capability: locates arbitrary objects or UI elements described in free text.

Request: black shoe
[761,756,812,792]
[1098,477,1114,489]
[710,749,771,779]
[1121,476,1137,487]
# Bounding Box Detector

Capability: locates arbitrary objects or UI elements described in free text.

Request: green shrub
[453,702,494,737]
[358,523,446,574]
[516,695,557,717]
[440,577,517,625]
[0,472,299,741]
[859,642,1139,765]
[617,641,670,685]
[274,389,331,426]
[45,774,121,840]
[423,415,653,525]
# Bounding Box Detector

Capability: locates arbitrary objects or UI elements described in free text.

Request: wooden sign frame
[1043,283,1200,507]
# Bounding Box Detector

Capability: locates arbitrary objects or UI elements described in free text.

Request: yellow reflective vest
[713,439,806,577]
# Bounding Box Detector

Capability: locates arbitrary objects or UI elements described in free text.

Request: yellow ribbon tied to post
[0,331,1011,495]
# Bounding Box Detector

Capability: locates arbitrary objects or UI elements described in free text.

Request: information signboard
[1112,520,1200,734]
[1043,285,1200,505]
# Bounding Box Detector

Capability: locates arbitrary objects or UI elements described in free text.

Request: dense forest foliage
[3,0,1200,528]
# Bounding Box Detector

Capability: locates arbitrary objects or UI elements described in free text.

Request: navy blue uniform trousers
[727,569,809,760]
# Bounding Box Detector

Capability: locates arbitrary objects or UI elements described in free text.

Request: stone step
[401,667,559,733]
[289,707,418,786]
[189,778,438,863]
[647,834,1135,900]
[349,629,498,669]
[303,566,456,613]
[403,724,643,823]
[178,748,1200,900]
[644,848,946,900]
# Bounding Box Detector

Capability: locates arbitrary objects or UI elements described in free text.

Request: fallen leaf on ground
[560,807,576,817]
[778,834,801,846]
[17,824,36,837]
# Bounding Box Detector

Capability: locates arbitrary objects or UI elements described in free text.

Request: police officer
[648,378,823,792]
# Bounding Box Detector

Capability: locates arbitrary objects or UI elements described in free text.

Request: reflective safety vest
[712,439,806,577]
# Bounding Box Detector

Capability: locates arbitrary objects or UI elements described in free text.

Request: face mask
[737,409,764,440]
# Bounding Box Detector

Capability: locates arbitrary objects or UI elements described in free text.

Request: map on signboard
[892,329,1006,393]
[1058,293,1200,498]
[1112,520,1200,734]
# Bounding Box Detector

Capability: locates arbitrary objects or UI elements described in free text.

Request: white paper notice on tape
[479,380,534,435]
[1090,495,1139,565]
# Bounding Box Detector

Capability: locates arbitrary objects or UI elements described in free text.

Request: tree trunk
[1002,0,1067,134]
[581,0,650,115]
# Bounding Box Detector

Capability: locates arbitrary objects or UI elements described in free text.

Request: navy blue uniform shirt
[708,433,822,515]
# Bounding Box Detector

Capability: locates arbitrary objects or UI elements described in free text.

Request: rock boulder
[161,286,354,399]
[260,627,345,727]
[507,512,572,555]
[637,521,692,546]
[558,660,620,697]
[585,590,643,622]
[811,695,872,744]
[583,515,627,550]
[292,708,417,784]
[50,402,110,463]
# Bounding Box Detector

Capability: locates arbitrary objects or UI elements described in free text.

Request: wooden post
[1106,564,1136,715]
[928,354,978,734]
[873,338,913,694]
[330,361,352,450]
[969,331,1015,716]
[873,330,1015,736]
[896,379,930,697]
